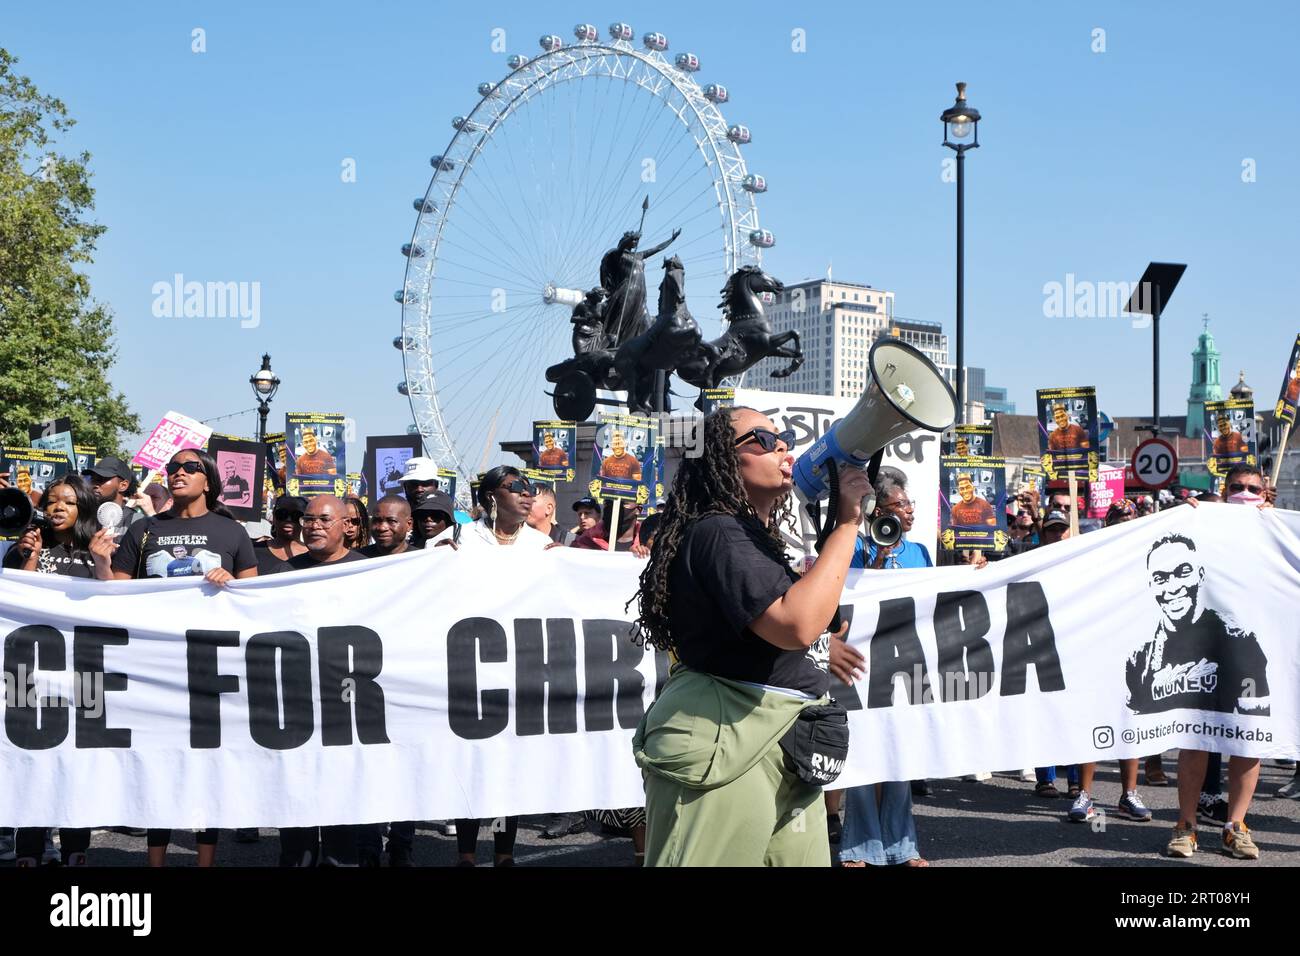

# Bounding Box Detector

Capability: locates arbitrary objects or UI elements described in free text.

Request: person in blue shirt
[836,467,930,866]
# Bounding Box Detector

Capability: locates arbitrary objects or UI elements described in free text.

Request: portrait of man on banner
[1126,533,1270,716]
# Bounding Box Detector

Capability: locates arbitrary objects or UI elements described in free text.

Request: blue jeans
[838,781,919,865]
[1036,765,1081,787]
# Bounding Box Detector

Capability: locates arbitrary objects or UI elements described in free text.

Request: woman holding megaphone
[2,474,112,867]
[629,406,871,866]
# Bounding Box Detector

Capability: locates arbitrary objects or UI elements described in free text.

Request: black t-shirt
[112,511,257,579]
[2,540,96,578]
[358,542,410,559]
[252,539,308,574]
[1126,608,1270,716]
[668,513,829,697]
[267,549,369,574]
[219,474,250,503]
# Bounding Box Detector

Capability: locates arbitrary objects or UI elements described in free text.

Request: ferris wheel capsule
[401,243,425,258]
[394,290,417,304]
[574,23,598,42]
[540,35,564,52]
[674,53,700,72]
[642,32,668,52]
[749,229,775,248]
[727,125,751,144]
[477,81,497,97]
[429,155,455,171]
[703,83,728,103]
[397,381,410,397]
[609,22,634,41]
[507,54,529,69]
[742,173,767,193]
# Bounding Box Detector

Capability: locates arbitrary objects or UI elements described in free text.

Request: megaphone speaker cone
[0,487,36,535]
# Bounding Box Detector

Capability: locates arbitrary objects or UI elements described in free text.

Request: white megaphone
[793,338,957,547]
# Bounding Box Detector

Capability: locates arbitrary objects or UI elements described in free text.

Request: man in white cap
[400,456,440,508]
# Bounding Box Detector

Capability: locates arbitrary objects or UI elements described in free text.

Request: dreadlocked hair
[628,406,795,653]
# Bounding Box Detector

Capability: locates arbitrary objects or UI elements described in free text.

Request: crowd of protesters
[0,434,1295,867]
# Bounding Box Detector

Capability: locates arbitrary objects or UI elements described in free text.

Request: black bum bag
[778,700,850,787]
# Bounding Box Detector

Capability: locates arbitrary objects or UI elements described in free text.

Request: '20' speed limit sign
[1131,438,1178,490]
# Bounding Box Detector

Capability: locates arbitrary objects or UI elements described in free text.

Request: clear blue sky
[4,1,1297,458]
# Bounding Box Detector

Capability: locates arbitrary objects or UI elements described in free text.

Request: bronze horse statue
[545,261,802,422]
[613,256,718,416]
[674,265,802,389]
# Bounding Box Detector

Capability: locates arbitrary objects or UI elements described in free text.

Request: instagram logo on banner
[1092,726,1115,749]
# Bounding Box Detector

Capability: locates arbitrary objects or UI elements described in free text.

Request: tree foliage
[0,47,138,455]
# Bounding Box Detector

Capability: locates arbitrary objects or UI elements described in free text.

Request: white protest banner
[736,386,941,555]
[132,410,213,472]
[0,507,1296,828]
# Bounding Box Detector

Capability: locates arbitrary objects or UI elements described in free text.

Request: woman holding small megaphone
[1,473,111,866]
[629,406,870,866]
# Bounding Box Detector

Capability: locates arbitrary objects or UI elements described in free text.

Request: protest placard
[132,410,212,473]
[1204,398,1257,478]
[939,454,1007,552]
[285,413,347,498]
[206,435,267,521]
[1036,386,1099,481]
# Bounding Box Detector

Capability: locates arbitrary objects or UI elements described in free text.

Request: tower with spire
[1186,313,1223,437]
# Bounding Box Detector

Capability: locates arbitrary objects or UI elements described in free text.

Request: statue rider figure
[599,227,681,346]
[569,287,608,355]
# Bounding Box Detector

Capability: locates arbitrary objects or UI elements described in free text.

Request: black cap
[273,495,309,515]
[82,455,131,481]
[1042,509,1070,529]
[413,490,455,518]
[572,496,599,512]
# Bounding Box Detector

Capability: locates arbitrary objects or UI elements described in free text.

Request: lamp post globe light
[249,353,280,443]
[940,81,980,423]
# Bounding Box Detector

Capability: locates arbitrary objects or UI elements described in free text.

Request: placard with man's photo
[284,412,347,498]
[0,446,71,508]
[206,435,266,521]
[942,423,993,458]
[363,434,422,503]
[939,454,1008,552]
[589,413,657,504]
[532,420,577,483]
[1203,399,1257,478]
[1036,386,1099,481]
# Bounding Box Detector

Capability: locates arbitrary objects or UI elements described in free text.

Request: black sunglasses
[1228,481,1263,495]
[165,460,204,476]
[500,478,533,495]
[273,509,303,521]
[734,427,795,453]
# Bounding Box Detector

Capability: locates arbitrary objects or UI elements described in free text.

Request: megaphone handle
[865,448,885,486]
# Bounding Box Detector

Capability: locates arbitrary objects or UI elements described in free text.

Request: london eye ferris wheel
[396,21,774,485]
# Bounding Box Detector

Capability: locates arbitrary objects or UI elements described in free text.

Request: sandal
[1034,782,1060,799]
[904,857,930,867]
[1067,785,1082,799]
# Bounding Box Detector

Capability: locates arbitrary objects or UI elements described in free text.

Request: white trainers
[1020,769,1038,783]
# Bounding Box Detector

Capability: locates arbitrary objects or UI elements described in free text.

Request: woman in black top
[342,495,370,550]
[109,449,257,866]
[629,406,871,866]
[3,474,112,866]
[3,474,114,579]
